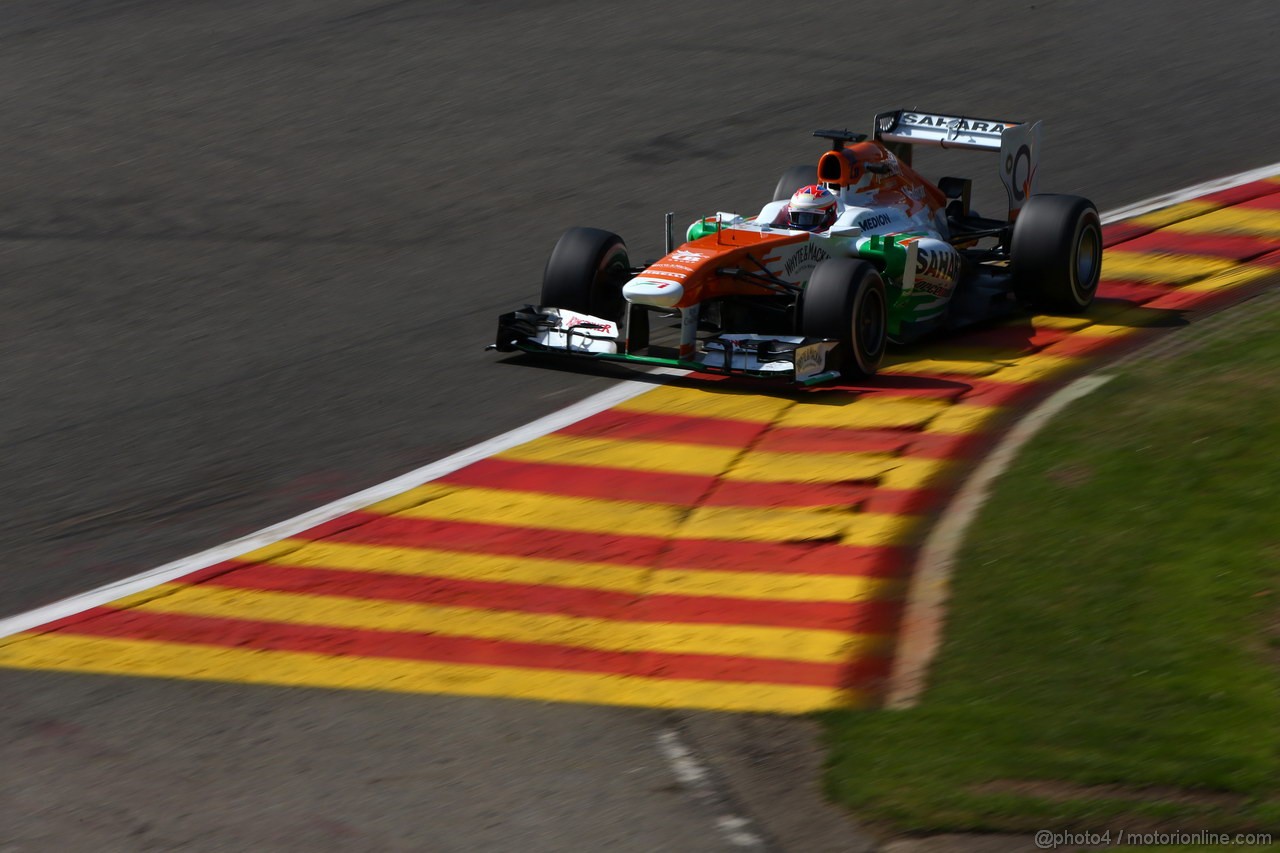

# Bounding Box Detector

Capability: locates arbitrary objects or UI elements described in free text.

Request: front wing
[492,306,842,385]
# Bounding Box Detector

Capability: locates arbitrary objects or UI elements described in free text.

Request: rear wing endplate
[873,109,1043,218]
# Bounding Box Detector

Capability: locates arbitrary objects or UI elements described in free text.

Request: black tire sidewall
[847,272,888,375]
[1011,194,1102,312]
[1068,208,1103,306]
[541,227,629,320]
[799,258,887,378]
[773,165,820,202]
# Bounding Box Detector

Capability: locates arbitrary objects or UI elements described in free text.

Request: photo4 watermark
[1035,829,1273,849]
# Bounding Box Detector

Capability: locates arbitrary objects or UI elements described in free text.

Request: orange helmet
[788,185,838,231]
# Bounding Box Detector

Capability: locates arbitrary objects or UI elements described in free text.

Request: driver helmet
[788,185,838,231]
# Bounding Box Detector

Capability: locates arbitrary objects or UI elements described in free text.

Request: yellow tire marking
[1159,205,1280,237]
[0,634,861,713]
[646,567,904,603]
[494,434,737,477]
[1017,314,1094,331]
[109,584,890,664]
[615,387,794,423]
[1062,302,1187,330]
[776,396,954,430]
[369,482,689,533]
[680,504,920,546]
[1101,251,1237,284]
[1179,263,1276,293]
[1127,200,1217,230]
[241,540,903,603]
[921,404,1003,435]
[725,450,951,491]
[879,356,1007,377]
[986,354,1084,384]
[1072,322,1156,340]
[611,383,1005,436]
[883,351,1083,387]
[370,483,917,547]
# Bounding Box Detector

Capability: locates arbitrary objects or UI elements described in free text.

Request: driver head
[788,185,838,231]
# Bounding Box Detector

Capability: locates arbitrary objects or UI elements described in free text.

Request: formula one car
[493,109,1102,383]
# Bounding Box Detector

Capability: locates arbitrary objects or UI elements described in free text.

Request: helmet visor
[790,209,828,229]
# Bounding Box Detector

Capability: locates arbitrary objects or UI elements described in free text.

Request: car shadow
[493,300,1189,404]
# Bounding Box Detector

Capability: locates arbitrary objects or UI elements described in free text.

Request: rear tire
[773,165,820,202]
[1011,194,1102,312]
[799,259,888,378]
[541,227,630,321]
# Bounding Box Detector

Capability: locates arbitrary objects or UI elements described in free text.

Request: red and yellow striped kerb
[3,177,1279,713]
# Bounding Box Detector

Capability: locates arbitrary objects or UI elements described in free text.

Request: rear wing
[873,109,1042,218]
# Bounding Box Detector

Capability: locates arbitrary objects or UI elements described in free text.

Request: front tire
[773,165,820,202]
[1011,194,1102,312]
[541,227,630,321]
[799,259,888,378]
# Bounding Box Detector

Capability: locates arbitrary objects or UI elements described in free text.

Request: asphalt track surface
[2,1,1278,850]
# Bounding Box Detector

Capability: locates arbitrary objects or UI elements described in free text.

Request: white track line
[0,375,670,639]
[655,728,767,849]
[4,163,1279,642]
[1100,159,1280,224]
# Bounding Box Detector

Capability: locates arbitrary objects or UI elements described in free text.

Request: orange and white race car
[493,109,1102,384]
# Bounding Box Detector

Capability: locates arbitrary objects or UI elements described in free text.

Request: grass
[821,292,1280,844]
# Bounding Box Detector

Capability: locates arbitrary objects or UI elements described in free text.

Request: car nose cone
[623,278,683,308]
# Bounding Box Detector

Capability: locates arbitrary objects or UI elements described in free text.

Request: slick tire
[1011,194,1103,312]
[773,165,820,202]
[800,259,888,378]
[541,227,630,320]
